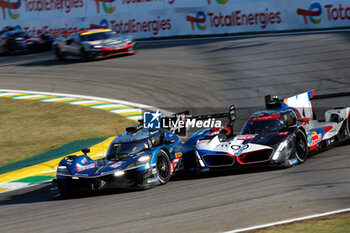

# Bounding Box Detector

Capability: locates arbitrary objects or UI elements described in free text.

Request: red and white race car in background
[52,28,135,61]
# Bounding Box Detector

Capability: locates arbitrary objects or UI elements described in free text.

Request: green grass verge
[0,98,134,167]
[253,212,350,233]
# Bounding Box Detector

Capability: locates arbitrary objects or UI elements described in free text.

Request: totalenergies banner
[1,0,350,38]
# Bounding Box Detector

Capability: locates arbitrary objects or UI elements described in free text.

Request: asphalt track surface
[0,31,350,233]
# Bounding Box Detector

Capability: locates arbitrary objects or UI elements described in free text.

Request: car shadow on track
[172,166,282,182]
[17,58,90,66]
[0,184,55,205]
[0,166,282,206]
[16,54,134,67]
[0,182,143,205]
[2,141,349,205]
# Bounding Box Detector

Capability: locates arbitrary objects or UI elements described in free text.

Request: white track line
[13,94,45,99]
[223,208,350,233]
[68,100,99,105]
[41,97,76,102]
[109,109,141,114]
[0,89,173,115]
[91,104,126,109]
[0,92,19,96]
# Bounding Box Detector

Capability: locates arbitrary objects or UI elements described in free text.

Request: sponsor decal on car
[81,158,88,164]
[289,158,299,165]
[198,139,210,144]
[236,135,257,140]
[231,145,241,150]
[147,177,159,183]
[249,114,280,122]
[172,158,183,172]
[76,163,95,172]
[109,161,123,168]
[310,131,322,150]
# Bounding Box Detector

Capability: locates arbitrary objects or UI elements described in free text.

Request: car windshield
[241,113,284,134]
[106,139,149,160]
[80,31,117,41]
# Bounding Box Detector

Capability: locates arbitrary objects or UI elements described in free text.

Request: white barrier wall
[1,0,350,38]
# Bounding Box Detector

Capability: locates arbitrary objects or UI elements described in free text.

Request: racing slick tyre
[347,115,350,142]
[8,40,17,55]
[294,129,308,163]
[55,47,64,61]
[156,150,171,185]
[80,48,88,62]
[56,179,71,197]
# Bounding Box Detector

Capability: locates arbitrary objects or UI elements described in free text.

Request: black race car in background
[0,26,54,54]
[52,28,135,61]
[25,33,54,52]
[0,27,28,54]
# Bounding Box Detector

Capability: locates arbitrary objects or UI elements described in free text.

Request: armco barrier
[0,0,350,39]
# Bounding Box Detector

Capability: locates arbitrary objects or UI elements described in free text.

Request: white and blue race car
[195,91,350,170]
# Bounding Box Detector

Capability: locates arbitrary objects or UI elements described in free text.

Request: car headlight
[127,155,151,169]
[114,171,125,176]
[135,155,150,166]
[57,165,71,176]
[93,45,103,48]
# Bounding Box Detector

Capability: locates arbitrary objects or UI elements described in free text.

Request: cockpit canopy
[241,110,297,135]
[106,128,164,161]
[106,139,150,161]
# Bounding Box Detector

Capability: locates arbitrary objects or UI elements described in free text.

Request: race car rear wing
[184,105,236,126]
[312,91,350,100]
[52,26,110,38]
[52,30,82,37]
[267,90,350,120]
[282,90,315,119]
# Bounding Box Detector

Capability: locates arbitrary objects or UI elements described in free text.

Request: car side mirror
[165,139,175,145]
[81,148,90,155]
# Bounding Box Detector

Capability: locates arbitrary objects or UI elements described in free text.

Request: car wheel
[347,114,350,141]
[56,179,71,197]
[295,129,308,163]
[55,47,64,61]
[80,48,88,62]
[8,40,16,55]
[156,150,171,184]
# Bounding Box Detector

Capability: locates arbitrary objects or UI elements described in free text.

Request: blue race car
[55,124,207,195]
